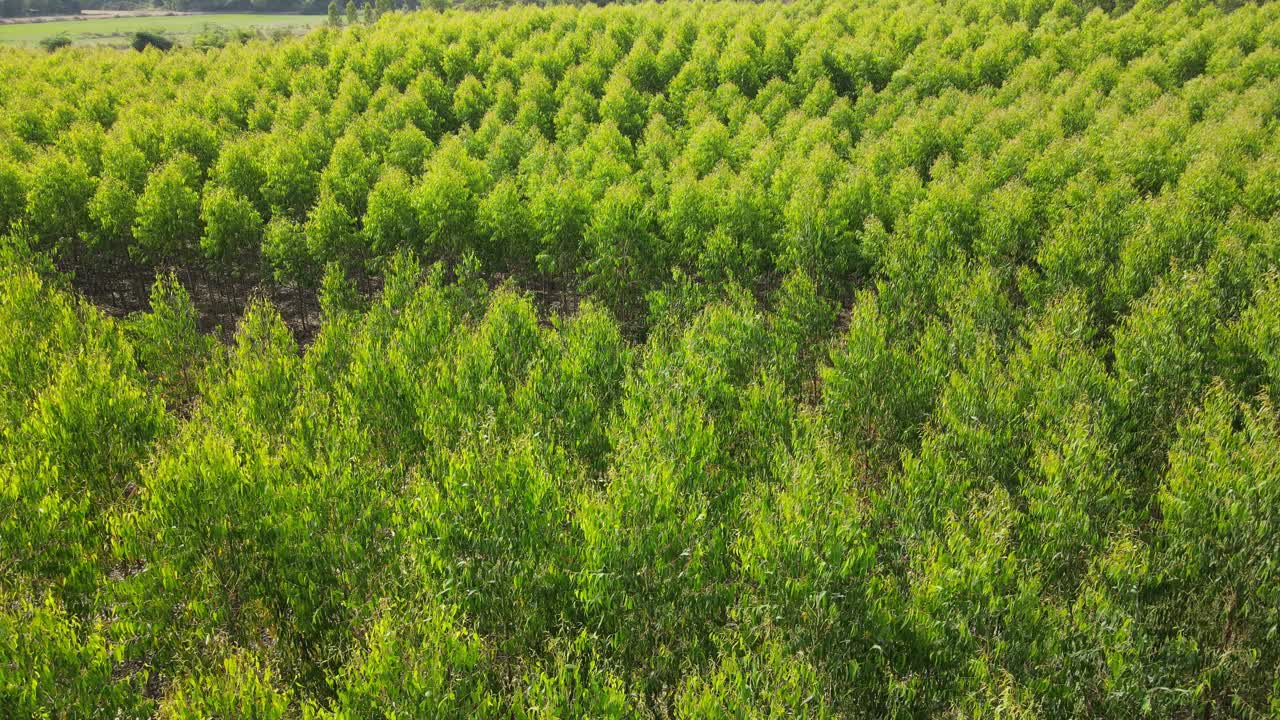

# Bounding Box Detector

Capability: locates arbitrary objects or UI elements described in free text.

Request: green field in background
[0,13,325,46]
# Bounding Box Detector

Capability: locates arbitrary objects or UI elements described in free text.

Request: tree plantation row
[0,0,1274,323]
[6,233,1280,717]
[3,0,1280,717]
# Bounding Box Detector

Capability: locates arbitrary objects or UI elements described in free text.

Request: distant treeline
[1,0,596,19]
[0,0,325,16]
[7,0,1254,20]
[1,0,81,18]
[1,0,371,17]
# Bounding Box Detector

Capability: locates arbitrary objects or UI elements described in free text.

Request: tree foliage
[4,0,1280,717]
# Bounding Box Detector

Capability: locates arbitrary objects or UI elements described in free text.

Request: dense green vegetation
[3,0,1280,716]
